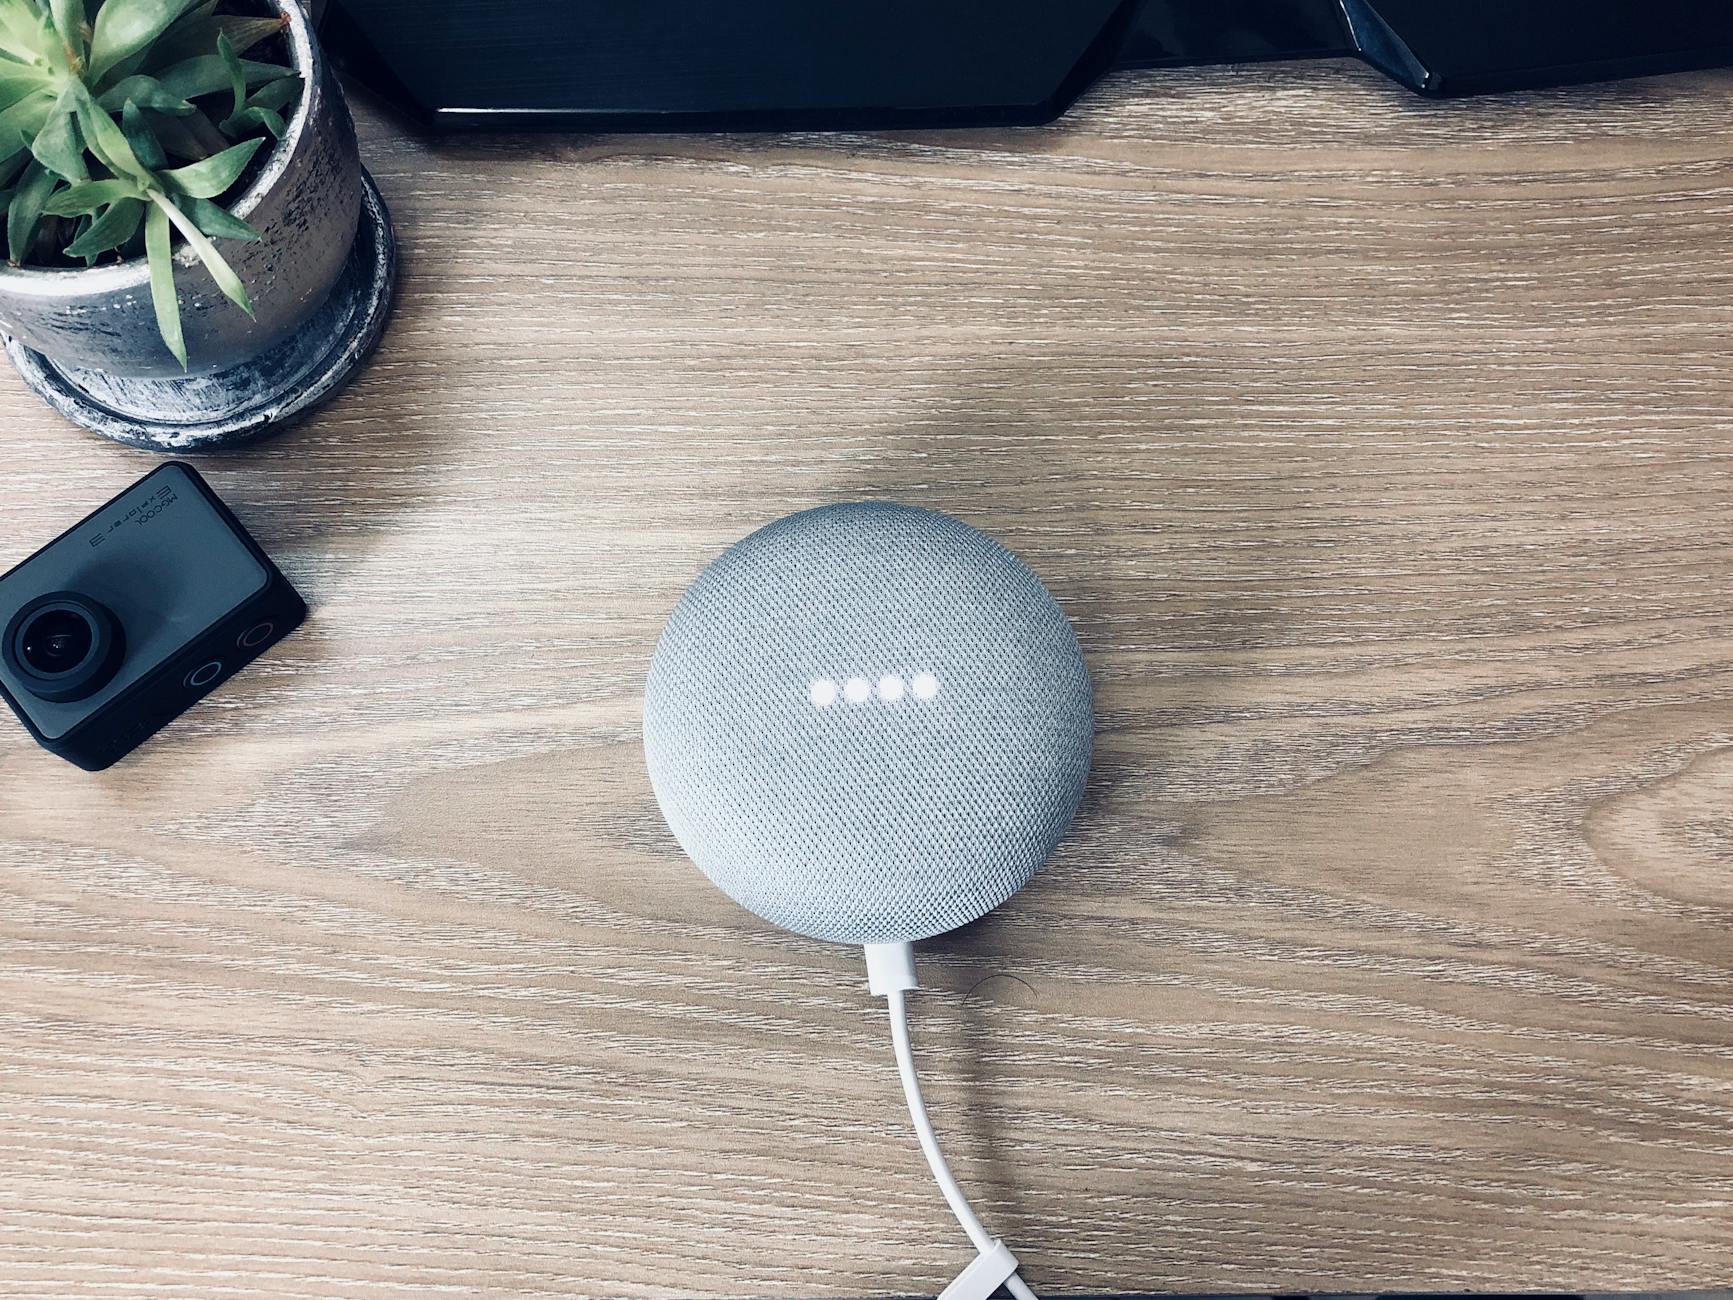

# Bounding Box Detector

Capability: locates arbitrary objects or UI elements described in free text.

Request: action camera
[0,463,305,771]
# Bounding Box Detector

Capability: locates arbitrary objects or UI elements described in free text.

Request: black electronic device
[1012,1294,1713,1300]
[320,0,1733,133]
[0,464,305,771]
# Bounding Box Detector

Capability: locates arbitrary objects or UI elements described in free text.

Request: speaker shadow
[819,356,1324,1265]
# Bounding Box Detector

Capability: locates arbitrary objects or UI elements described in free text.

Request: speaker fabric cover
[643,502,1093,945]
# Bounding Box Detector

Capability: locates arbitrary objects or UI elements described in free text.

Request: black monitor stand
[320,0,1733,132]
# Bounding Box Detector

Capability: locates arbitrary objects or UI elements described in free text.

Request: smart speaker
[642,501,1092,1300]
[642,501,1093,946]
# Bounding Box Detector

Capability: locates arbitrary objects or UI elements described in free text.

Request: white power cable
[866,942,1041,1300]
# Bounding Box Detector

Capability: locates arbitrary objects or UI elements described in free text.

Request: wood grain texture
[3,56,1733,1299]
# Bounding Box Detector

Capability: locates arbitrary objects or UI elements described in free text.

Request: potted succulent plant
[0,0,393,450]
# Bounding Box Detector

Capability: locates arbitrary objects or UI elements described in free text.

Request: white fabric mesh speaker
[642,502,1093,945]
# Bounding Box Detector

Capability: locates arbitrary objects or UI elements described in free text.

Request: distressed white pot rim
[0,0,313,301]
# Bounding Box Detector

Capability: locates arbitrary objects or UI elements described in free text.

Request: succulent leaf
[138,0,216,67]
[160,132,257,197]
[89,0,199,81]
[155,188,252,316]
[48,0,85,58]
[29,92,86,180]
[120,96,165,166]
[150,51,292,102]
[179,190,256,241]
[72,84,149,178]
[244,72,297,113]
[0,70,52,109]
[0,87,53,156]
[182,104,229,153]
[138,101,209,158]
[215,27,240,121]
[143,194,185,365]
[97,72,194,114]
[64,191,142,257]
[222,101,279,138]
[0,3,55,64]
[42,175,138,212]
[214,13,286,56]
[6,156,56,262]
[0,140,27,186]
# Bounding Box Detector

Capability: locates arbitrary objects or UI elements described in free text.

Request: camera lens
[4,593,124,703]
[20,608,95,675]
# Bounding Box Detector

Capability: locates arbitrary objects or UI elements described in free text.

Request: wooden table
[2,57,1731,1300]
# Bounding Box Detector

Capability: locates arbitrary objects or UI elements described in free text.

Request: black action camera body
[0,463,305,771]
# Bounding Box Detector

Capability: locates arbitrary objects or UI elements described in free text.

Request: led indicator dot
[911,672,940,701]
[809,678,838,708]
[843,676,871,704]
[877,674,905,702]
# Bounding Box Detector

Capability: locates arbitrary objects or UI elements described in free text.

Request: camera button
[238,621,275,649]
[185,660,224,689]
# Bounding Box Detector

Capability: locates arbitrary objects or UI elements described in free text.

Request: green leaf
[41,175,138,213]
[160,134,259,197]
[153,188,252,316]
[0,2,29,48]
[0,2,55,64]
[0,70,52,111]
[223,103,282,139]
[97,73,194,114]
[0,89,55,152]
[216,30,243,121]
[135,0,215,67]
[71,220,99,265]
[64,192,142,258]
[49,0,84,57]
[89,0,197,80]
[143,195,186,366]
[140,6,290,75]
[121,97,164,167]
[0,143,27,188]
[41,176,135,214]
[150,52,292,103]
[216,13,288,56]
[0,0,42,29]
[138,103,211,159]
[245,73,299,114]
[29,93,85,181]
[72,86,149,179]
[6,158,57,262]
[90,46,151,91]
[178,192,257,242]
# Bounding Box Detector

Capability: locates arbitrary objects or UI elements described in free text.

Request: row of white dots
[810,673,939,707]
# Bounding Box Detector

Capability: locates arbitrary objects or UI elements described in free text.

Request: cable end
[864,941,918,997]
[938,1240,1020,1300]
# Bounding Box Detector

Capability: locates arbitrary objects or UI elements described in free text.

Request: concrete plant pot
[0,0,396,451]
